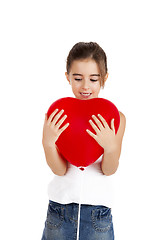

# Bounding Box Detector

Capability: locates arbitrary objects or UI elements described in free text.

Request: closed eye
[74,78,98,82]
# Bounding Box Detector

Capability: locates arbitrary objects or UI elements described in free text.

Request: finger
[97,114,109,129]
[59,122,70,135]
[44,113,47,121]
[86,129,97,140]
[51,109,64,125]
[89,119,100,134]
[92,115,104,130]
[48,109,59,123]
[54,114,67,129]
[111,119,115,134]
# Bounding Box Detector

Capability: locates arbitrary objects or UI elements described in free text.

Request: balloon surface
[47,97,120,168]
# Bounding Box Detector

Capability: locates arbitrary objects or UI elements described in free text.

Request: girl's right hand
[42,109,69,147]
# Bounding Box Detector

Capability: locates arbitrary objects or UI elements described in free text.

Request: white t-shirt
[48,154,115,208]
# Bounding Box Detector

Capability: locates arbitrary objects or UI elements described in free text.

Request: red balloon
[47,97,120,168]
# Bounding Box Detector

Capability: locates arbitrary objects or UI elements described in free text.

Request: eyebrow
[72,73,100,77]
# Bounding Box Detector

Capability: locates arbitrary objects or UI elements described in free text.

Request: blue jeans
[41,200,114,240]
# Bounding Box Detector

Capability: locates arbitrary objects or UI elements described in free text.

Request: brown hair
[66,42,108,89]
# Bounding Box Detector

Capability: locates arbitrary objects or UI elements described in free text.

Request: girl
[41,42,126,240]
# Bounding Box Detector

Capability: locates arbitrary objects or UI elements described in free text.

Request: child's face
[65,59,107,100]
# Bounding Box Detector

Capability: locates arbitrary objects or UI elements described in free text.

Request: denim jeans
[41,200,114,240]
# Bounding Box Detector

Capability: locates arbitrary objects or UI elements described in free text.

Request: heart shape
[47,97,120,168]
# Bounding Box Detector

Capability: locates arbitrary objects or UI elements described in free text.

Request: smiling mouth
[80,92,92,97]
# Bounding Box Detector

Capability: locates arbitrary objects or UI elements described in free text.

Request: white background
[0,0,160,239]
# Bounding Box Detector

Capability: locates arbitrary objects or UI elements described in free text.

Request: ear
[65,72,70,84]
[104,72,109,83]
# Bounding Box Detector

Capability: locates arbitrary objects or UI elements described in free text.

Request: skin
[65,58,108,99]
[42,58,126,176]
[65,58,126,175]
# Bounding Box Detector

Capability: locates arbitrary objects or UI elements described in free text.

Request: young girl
[41,42,126,240]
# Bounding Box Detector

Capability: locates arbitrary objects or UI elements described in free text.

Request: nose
[82,80,90,90]
[82,86,89,91]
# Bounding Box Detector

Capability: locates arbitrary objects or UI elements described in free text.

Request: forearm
[101,145,121,176]
[43,143,68,176]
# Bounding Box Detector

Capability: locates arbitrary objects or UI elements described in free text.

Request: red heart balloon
[47,97,120,168]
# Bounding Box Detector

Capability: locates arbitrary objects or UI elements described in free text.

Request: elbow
[104,168,118,176]
[52,170,66,176]
[102,161,119,176]
[52,166,68,176]
[54,172,66,176]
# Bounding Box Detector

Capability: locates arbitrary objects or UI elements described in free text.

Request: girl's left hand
[86,114,117,152]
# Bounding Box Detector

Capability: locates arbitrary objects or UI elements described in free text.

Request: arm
[43,143,68,176]
[42,109,69,176]
[101,112,126,176]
